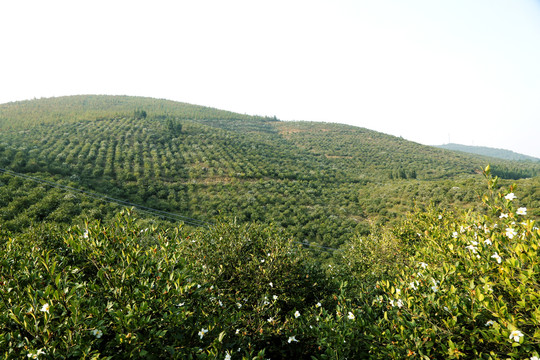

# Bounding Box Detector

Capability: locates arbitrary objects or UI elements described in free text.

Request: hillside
[0,95,539,250]
[435,143,540,162]
[1,95,539,358]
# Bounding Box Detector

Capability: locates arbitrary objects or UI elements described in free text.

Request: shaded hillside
[1,95,538,249]
[435,143,539,162]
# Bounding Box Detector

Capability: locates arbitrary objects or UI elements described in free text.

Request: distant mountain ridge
[435,143,539,162]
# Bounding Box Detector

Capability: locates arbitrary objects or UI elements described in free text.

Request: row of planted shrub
[1,169,538,359]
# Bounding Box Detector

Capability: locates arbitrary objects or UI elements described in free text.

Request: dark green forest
[0,96,539,359]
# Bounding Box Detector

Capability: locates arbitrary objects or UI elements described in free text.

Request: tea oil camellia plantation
[0,95,539,359]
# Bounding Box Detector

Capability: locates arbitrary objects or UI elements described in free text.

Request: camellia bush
[371,167,540,359]
[0,210,208,359]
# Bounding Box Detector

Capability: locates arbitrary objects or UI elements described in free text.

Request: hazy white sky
[1,0,539,157]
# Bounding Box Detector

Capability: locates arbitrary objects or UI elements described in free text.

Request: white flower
[269,282,273,288]
[28,349,46,359]
[288,336,299,343]
[452,232,458,238]
[505,193,517,201]
[491,252,502,264]
[395,288,401,295]
[218,300,223,307]
[198,328,208,339]
[40,303,50,313]
[516,207,527,215]
[235,329,240,334]
[485,320,494,326]
[273,295,278,300]
[267,317,274,323]
[83,229,89,238]
[484,239,492,245]
[470,240,478,246]
[316,302,321,307]
[438,215,442,219]
[419,262,428,269]
[236,303,242,309]
[431,285,439,293]
[465,245,478,254]
[390,299,404,308]
[505,228,517,239]
[260,259,265,263]
[530,356,539,360]
[509,329,523,342]
[409,281,418,290]
[347,311,355,320]
[499,213,508,219]
[91,329,103,338]
[225,353,231,360]
[294,311,300,318]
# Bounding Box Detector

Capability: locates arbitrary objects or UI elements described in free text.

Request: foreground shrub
[178,220,335,359]
[0,210,202,359]
[373,168,540,359]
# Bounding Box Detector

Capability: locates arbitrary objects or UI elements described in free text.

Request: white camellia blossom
[198,328,208,339]
[505,193,517,201]
[485,320,494,326]
[294,311,300,318]
[288,336,299,343]
[505,228,517,239]
[516,207,527,215]
[509,329,523,342]
[91,329,103,338]
[40,303,50,313]
[499,213,508,219]
[224,353,231,360]
[348,311,355,320]
[491,252,502,264]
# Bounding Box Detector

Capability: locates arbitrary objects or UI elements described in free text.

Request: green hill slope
[1,95,538,249]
